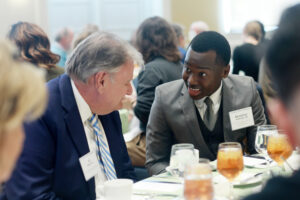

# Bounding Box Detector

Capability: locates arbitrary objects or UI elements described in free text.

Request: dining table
[130,153,299,200]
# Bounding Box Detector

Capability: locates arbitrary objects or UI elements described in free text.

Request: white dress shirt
[71,80,110,198]
[194,82,222,129]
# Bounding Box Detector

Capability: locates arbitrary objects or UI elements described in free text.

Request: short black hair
[189,31,231,66]
[266,3,300,104]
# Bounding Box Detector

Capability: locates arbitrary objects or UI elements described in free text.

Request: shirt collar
[71,79,93,123]
[194,82,222,107]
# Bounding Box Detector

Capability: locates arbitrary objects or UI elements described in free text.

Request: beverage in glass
[217,142,243,199]
[184,159,213,200]
[267,133,293,166]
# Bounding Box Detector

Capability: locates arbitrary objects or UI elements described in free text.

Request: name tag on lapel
[79,151,100,181]
[229,107,254,131]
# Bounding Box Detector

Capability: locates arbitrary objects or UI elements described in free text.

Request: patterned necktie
[203,97,214,131]
[88,114,117,180]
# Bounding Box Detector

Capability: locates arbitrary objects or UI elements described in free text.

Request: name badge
[79,151,100,181]
[229,107,254,131]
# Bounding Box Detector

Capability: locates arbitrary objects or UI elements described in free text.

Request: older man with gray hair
[2,32,143,200]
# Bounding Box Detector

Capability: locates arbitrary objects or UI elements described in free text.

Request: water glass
[170,143,197,176]
[255,125,277,155]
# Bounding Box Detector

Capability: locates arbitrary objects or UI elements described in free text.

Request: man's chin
[189,95,203,100]
[115,103,123,111]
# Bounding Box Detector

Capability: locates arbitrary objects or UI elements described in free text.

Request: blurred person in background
[188,20,209,42]
[233,20,267,81]
[52,27,74,67]
[172,23,186,63]
[244,3,300,200]
[8,22,64,81]
[258,58,278,104]
[0,40,47,184]
[129,16,182,167]
[1,32,142,200]
[73,24,99,49]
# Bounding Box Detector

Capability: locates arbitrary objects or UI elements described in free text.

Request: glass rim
[198,158,210,163]
[218,142,241,148]
[185,160,212,174]
[277,129,287,134]
[172,143,195,148]
[269,132,288,137]
[256,124,277,129]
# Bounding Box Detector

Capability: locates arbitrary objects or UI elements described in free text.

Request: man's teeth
[190,88,200,91]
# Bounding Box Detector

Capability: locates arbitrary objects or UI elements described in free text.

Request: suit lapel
[179,83,215,159]
[222,78,236,142]
[59,75,95,197]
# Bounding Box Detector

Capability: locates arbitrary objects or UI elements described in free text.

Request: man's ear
[92,71,107,94]
[222,64,230,78]
[268,98,298,147]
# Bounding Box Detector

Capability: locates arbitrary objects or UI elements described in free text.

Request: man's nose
[126,83,133,95]
[187,74,197,86]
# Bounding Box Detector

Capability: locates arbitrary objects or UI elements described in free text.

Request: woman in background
[8,21,64,81]
[0,40,47,183]
[128,16,182,167]
[233,20,266,81]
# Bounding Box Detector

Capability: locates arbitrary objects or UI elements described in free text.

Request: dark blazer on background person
[232,43,264,81]
[134,57,182,132]
[1,74,135,200]
[146,75,266,175]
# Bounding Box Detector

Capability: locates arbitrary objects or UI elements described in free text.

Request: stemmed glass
[255,125,277,166]
[217,142,243,200]
[184,159,213,200]
[267,130,293,170]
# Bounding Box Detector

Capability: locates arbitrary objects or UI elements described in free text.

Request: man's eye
[186,68,191,73]
[199,72,207,77]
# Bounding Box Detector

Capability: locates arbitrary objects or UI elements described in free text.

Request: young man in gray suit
[146,31,266,175]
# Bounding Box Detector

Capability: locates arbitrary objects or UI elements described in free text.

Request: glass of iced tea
[184,159,213,200]
[267,131,293,167]
[217,142,243,199]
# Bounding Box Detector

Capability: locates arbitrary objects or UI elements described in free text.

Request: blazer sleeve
[134,66,162,126]
[3,118,61,200]
[145,88,173,176]
[246,78,267,154]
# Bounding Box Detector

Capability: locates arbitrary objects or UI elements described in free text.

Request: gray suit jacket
[146,75,266,175]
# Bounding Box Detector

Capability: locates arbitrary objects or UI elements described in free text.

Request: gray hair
[55,27,72,42]
[66,31,143,82]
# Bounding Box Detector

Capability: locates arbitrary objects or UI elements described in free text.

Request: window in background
[47,0,163,41]
[219,0,300,33]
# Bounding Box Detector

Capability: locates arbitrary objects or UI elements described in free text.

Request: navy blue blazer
[1,74,136,200]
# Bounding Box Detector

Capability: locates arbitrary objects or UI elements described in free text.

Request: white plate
[213,172,263,187]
